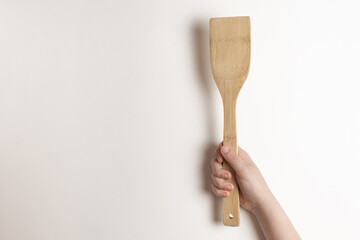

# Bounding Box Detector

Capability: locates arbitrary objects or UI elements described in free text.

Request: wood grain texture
[209,16,251,226]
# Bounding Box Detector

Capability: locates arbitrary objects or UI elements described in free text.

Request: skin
[210,143,301,240]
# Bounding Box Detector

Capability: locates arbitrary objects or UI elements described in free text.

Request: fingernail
[222,146,230,153]
[227,185,232,191]
[216,156,221,162]
[225,173,231,179]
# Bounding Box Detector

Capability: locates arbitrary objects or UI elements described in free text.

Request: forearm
[252,193,301,240]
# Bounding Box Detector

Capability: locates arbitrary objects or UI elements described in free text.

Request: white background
[1,0,359,239]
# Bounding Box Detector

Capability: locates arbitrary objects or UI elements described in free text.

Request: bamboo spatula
[209,16,251,226]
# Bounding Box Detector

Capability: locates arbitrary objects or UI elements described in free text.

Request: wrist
[251,191,278,216]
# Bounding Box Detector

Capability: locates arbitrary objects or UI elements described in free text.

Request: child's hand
[211,143,301,239]
[210,143,273,212]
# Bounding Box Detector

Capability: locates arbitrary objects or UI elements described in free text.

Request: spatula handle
[222,95,240,226]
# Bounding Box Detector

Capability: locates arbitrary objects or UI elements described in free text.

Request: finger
[211,183,229,198]
[221,146,246,172]
[213,142,223,154]
[210,158,231,179]
[211,173,233,191]
[215,146,224,164]
[216,155,224,164]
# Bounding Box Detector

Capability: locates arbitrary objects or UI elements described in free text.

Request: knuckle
[211,173,218,183]
[210,158,217,171]
[213,176,222,187]
[212,174,228,189]
[212,166,221,177]
[212,184,224,196]
[218,180,227,190]
[210,172,216,182]
[211,184,220,196]
[215,188,222,196]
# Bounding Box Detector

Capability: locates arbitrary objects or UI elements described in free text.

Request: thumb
[221,146,245,173]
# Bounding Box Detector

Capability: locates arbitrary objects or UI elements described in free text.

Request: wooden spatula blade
[210,17,251,94]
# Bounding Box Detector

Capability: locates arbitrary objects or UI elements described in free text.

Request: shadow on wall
[192,19,265,239]
[192,20,221,224]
